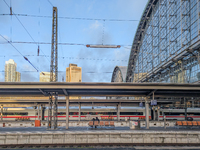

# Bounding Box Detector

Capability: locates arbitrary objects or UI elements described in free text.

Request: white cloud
[90,21,102,30]
[83,21,102,32]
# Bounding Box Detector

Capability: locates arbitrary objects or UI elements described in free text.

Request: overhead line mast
[50,7,58,82]
[48,7,58,130]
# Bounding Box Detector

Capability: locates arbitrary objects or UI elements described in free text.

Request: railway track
[1,143,200,149]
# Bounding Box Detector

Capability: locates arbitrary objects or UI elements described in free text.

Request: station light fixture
[86,44,121,48]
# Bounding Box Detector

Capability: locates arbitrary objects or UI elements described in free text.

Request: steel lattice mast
[50,7,58,82]
[48,7,58,130]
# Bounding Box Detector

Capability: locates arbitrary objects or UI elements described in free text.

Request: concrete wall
[0,131,200,145]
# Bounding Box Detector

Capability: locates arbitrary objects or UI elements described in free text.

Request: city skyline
[4,59,21,82]
[0,0,148,82]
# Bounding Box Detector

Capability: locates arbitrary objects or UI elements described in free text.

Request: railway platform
[0,127,200,146]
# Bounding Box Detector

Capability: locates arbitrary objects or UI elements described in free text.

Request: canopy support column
[79,103,81,122]
[1,105,3,121]
[145,97,149,129]
[66,96,69,129]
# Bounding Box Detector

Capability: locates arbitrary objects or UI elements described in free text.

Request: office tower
[40,72,55,82]
[66,64,82,82]
[15,72,21,82]
[66,64,82,99]
[5,59,20,82]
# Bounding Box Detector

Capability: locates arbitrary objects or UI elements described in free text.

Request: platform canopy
[0,82,199,98]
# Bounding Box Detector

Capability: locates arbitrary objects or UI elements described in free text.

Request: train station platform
[0,127,200,146]
[0,120,177,128]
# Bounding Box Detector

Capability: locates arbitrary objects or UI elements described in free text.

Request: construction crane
[48,7,58,130]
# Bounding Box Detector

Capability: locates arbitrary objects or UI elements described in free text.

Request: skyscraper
[66,64,82,99]
[15,72,21,82]
[40,72,55,82]
[66,64,82,82]
[5,59,21,82]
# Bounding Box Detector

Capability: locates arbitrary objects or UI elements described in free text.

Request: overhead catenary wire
[47,0,53,7]
[0,54,128,62]
[3,0,50,63]
[0,70,113,74]
[0,41,132,47]
[0,14,140,22]
[0,34,40,72]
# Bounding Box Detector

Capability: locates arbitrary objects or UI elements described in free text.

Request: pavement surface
[1,126,200,133]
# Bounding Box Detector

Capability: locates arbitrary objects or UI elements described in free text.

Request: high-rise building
[15,72,21,82]
[5,59,20,82]
[40,72,55,82]
[66,64,82,99]
[66,64,82,82]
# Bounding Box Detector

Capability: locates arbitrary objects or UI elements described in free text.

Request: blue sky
[0,0,148,82]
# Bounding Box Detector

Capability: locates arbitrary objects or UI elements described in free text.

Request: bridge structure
[126,0,200,84]
[0,82,200,129]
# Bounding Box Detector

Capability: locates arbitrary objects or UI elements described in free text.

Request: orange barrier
[94,121,99,126]
[105,121,109,126]
[35,120,41,127]
[192,121,198,126]
[88,121,115,127]
[182,121,187,126]
[176,121,182,126]
[187,121,193,126]
[197,121,200,126]
[110,121,114,126]
[88,121,93,126]
[176,121,200,127]
[100,121,104,126]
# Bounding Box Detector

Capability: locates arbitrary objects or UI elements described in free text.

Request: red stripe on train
[2,115,146,118]
[159,116,200,118]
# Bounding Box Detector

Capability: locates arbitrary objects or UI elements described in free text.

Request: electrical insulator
[38,46,40,56]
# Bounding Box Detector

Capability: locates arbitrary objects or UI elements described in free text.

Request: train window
[57,112,66,115]
[164,112,185,115]
[69,112,79,115]
[120,112,143,115]
[3,112,28,115]
[81,112,117,115]
[192,113,200,115]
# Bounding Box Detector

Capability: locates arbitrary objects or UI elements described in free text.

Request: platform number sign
[151,100,157,106]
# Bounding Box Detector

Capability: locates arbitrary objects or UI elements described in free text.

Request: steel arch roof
[126,0,158,82]
[111,66,127,82]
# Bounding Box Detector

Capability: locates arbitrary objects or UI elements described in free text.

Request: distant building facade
[66,64,82,99]
[15,72,21,82]
[40,72,55,82]
[66,64,82,82]
[5,59,21,82]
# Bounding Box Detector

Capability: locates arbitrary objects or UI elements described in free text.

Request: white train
[1,107,200,121]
